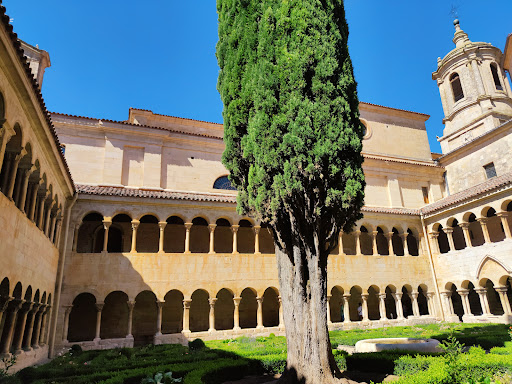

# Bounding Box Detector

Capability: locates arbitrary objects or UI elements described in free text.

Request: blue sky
[3,0,512,153]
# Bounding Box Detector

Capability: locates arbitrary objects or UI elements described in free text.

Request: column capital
[476,217,488,225]
[440,291,452,298]
[371,231,378,237]
[208,298,217,307]
[394,292,403,300]
[233,297,242,305]
[127,300,136,310]
[378,293,387,300]
[231,224,240,233]
[426,292,435,299]
[456,289,469,296]
[361,293,369,301]
[184,222,193,230]
[256,296,264,303]
[95,303,105,312]
[183,299,192,308]
[385,232,393,239]
[399,232,409,239]
[342,293,351,300]
[474,287,487,295]
[410,292,419,299]
[102,219,112,228]
[354,230,361,237]
[494,286,509,294]
[253,225,261,234]
[208,223,217,232]
[429,231,440,239]
[63,304,73,315]
[131,220,140,229]
[458,222,471,229]
[158,221,167,229]
[497,212,510,219]
[442,227,454,234]
[156,300,164,308]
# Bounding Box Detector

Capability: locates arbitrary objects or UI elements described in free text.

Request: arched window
[450,73,464,102]
[490,64,503,91]
[213,176,236,190]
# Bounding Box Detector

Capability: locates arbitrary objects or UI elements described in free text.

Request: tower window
[450,73,464,102]
[483,163,497,179]
[490,64,503,91]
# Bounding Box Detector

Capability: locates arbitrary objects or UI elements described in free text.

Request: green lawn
[3,323,511,384]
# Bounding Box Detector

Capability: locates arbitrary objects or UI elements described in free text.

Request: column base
[208,251,216,255]
[125,334,134,339]
[155,332,162,337]
[208,329,216,333]
[23,346,33,352]
[256,326,264,330]
[14,349,24,356]
[233,326,241,331]
[32,345,41,350]
[93,338,101,343]
[0,353,12,360]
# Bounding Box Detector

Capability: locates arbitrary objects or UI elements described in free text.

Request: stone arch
[376,226,388,255]
[190,217,209,253]
[342,231,356,255]
[384,285,397,319]
[480,279,504,315]
[417,284,428,315]
[262,287,279,327]
[239,287,257,329]
[0,277,9,297]
[330,286,344,323]
[392,227,404,256]
[447,218,466,250]
[215,288,234,331]
[446,283,464,321]
[101,291,129,339]
[162,290,183,334]
[259,223,275,254]
[367,285,380,320]
[213,175,235,190]
[466,213,485,247]
[77,212,104,253]
[349,286,362,321]
[164,216,185,253]
[476,255,511,283]
[461,280,483,316]
[433,223,450,253]
[400,285,413,318]
[0,123,23,196]
[12,282,22,300]
[484,207,505,243]
[190,289,209,332]
[215,218,232,253]
[33,289,40,304]
[238,219,254,254]
[23,286,32,302]
[136,215,159,253]
[406,228,419,256]
[359,226,373,255]
[133,291,157,344]
[110,213,132,252]
[68,293,97,342]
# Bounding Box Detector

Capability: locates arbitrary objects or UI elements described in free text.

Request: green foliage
[217,0,365,249]
[0,354,17,377]
[141,371,182,384]
[188,339,206,351]
[69,344,83,356]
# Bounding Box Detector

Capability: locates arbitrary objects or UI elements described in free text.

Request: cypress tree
[217,1,365,383]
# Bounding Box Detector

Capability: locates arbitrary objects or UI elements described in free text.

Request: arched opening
[401,286,413,318]
[190,217,209,253]
[349,286,362,321]
[162,290,183,334]
[367,286,380,320]
[77,212,104,253]
[133,291,157,345]
[484,280,504,315]
[0,277,9,297]
[330,286,344,323]
[13,143,33,210]
[213,175,236,190]
[259,224,275,254]
[468,214,485,247]
[164,216,185,253]
[449,284,464,321]
[385,286,397,319]
[0,124,22,197]
[507,202,512,233]
[376,227,388,255]
[215,289,234,331]
[450,72,464,102]
[238,220,254,254]
[190,289,209,332]
[137,215,159,253]
[214,218,232,253]
[101,291,129,339]
[239,288,257,329]
[342,232,356,255]
[407,229,419,256]
[449,219,466,250]
[485,208,505,243]
[68,293,97,342]
[262,288,279,327]
[465,282,483,316]
[392,228,404,256]
[111,214,132,252]
[435,224,450,253]
[418,285,428,316]
[490,63,503,91]
[506,277,512,311]
[359,226,372,255]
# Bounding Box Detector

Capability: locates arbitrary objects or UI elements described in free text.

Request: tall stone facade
[0,3,511,370]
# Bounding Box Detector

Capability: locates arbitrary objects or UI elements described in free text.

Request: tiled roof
[362,206,420,216]
[421,171,512,215]
[0,3,75,192]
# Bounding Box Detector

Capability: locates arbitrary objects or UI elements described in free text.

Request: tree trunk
[275,238,352,384]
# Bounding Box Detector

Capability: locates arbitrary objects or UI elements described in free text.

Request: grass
[5,323,511,384]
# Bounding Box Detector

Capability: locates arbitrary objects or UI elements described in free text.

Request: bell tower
[432,20,512,154]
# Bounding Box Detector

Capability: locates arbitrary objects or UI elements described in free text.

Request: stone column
[54,217,63,247]
[371,231,378,256]
[0,152,13,192]
[102,219,112,252]
[443,227,455,252]
[18,166,34,213]
[429,232,440,254]
[401,233,410,256]
[37,192,48,229]
[31,305,45,349]
[354,230,362,256]
[155,301,163,336]
[61,305,72,343]
[475,288,491,315]
[44,201,54,237]
[72,223,80,252]
[278,296,284,328]
[477,218,491,243]
[256,296,264,329]
[158,222,167,253]
[49,213,58,243]
[459,222,473,248]
[208,298,217,332]
[394,293,404,320]
[182,299,191,333]
[0,300,23,355]
[208,224,216,254]
[231,224,239,254]
[0,123,13,173]
[410,292,420,317]
[130,220,140,253]
[338,231,345,256]
[12,302,33,354]
[378,294,387,320]
[440,292,454,316]
[28,180,40,221]
[426,292,436,317]
[497,212,512,240]
[495,287,512,316]
[342,294,351,323]
[39,305,51,345]
[327,295,332,325]
[94,303,104,341]
[253,225,261,254]
[233,297,241,331]
[385,232,394,256]
[0,296,12,329]
[6,148,26,200]
[361,294,369,321]
[457,289,471,316]
[22,304,38,350]
[126,301,135,338]
[184,223,192,254]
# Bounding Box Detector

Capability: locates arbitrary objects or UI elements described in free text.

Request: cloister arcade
[429,201,512,254]
[73,211,424,257]
[0,114,65,247]
[63,282,436,346]
[0,278,53,357]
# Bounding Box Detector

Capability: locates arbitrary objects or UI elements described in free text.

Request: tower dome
[432,20,512,154]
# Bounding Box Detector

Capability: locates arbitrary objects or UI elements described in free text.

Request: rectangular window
[484,163,497,179]
[422,187,429,204]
